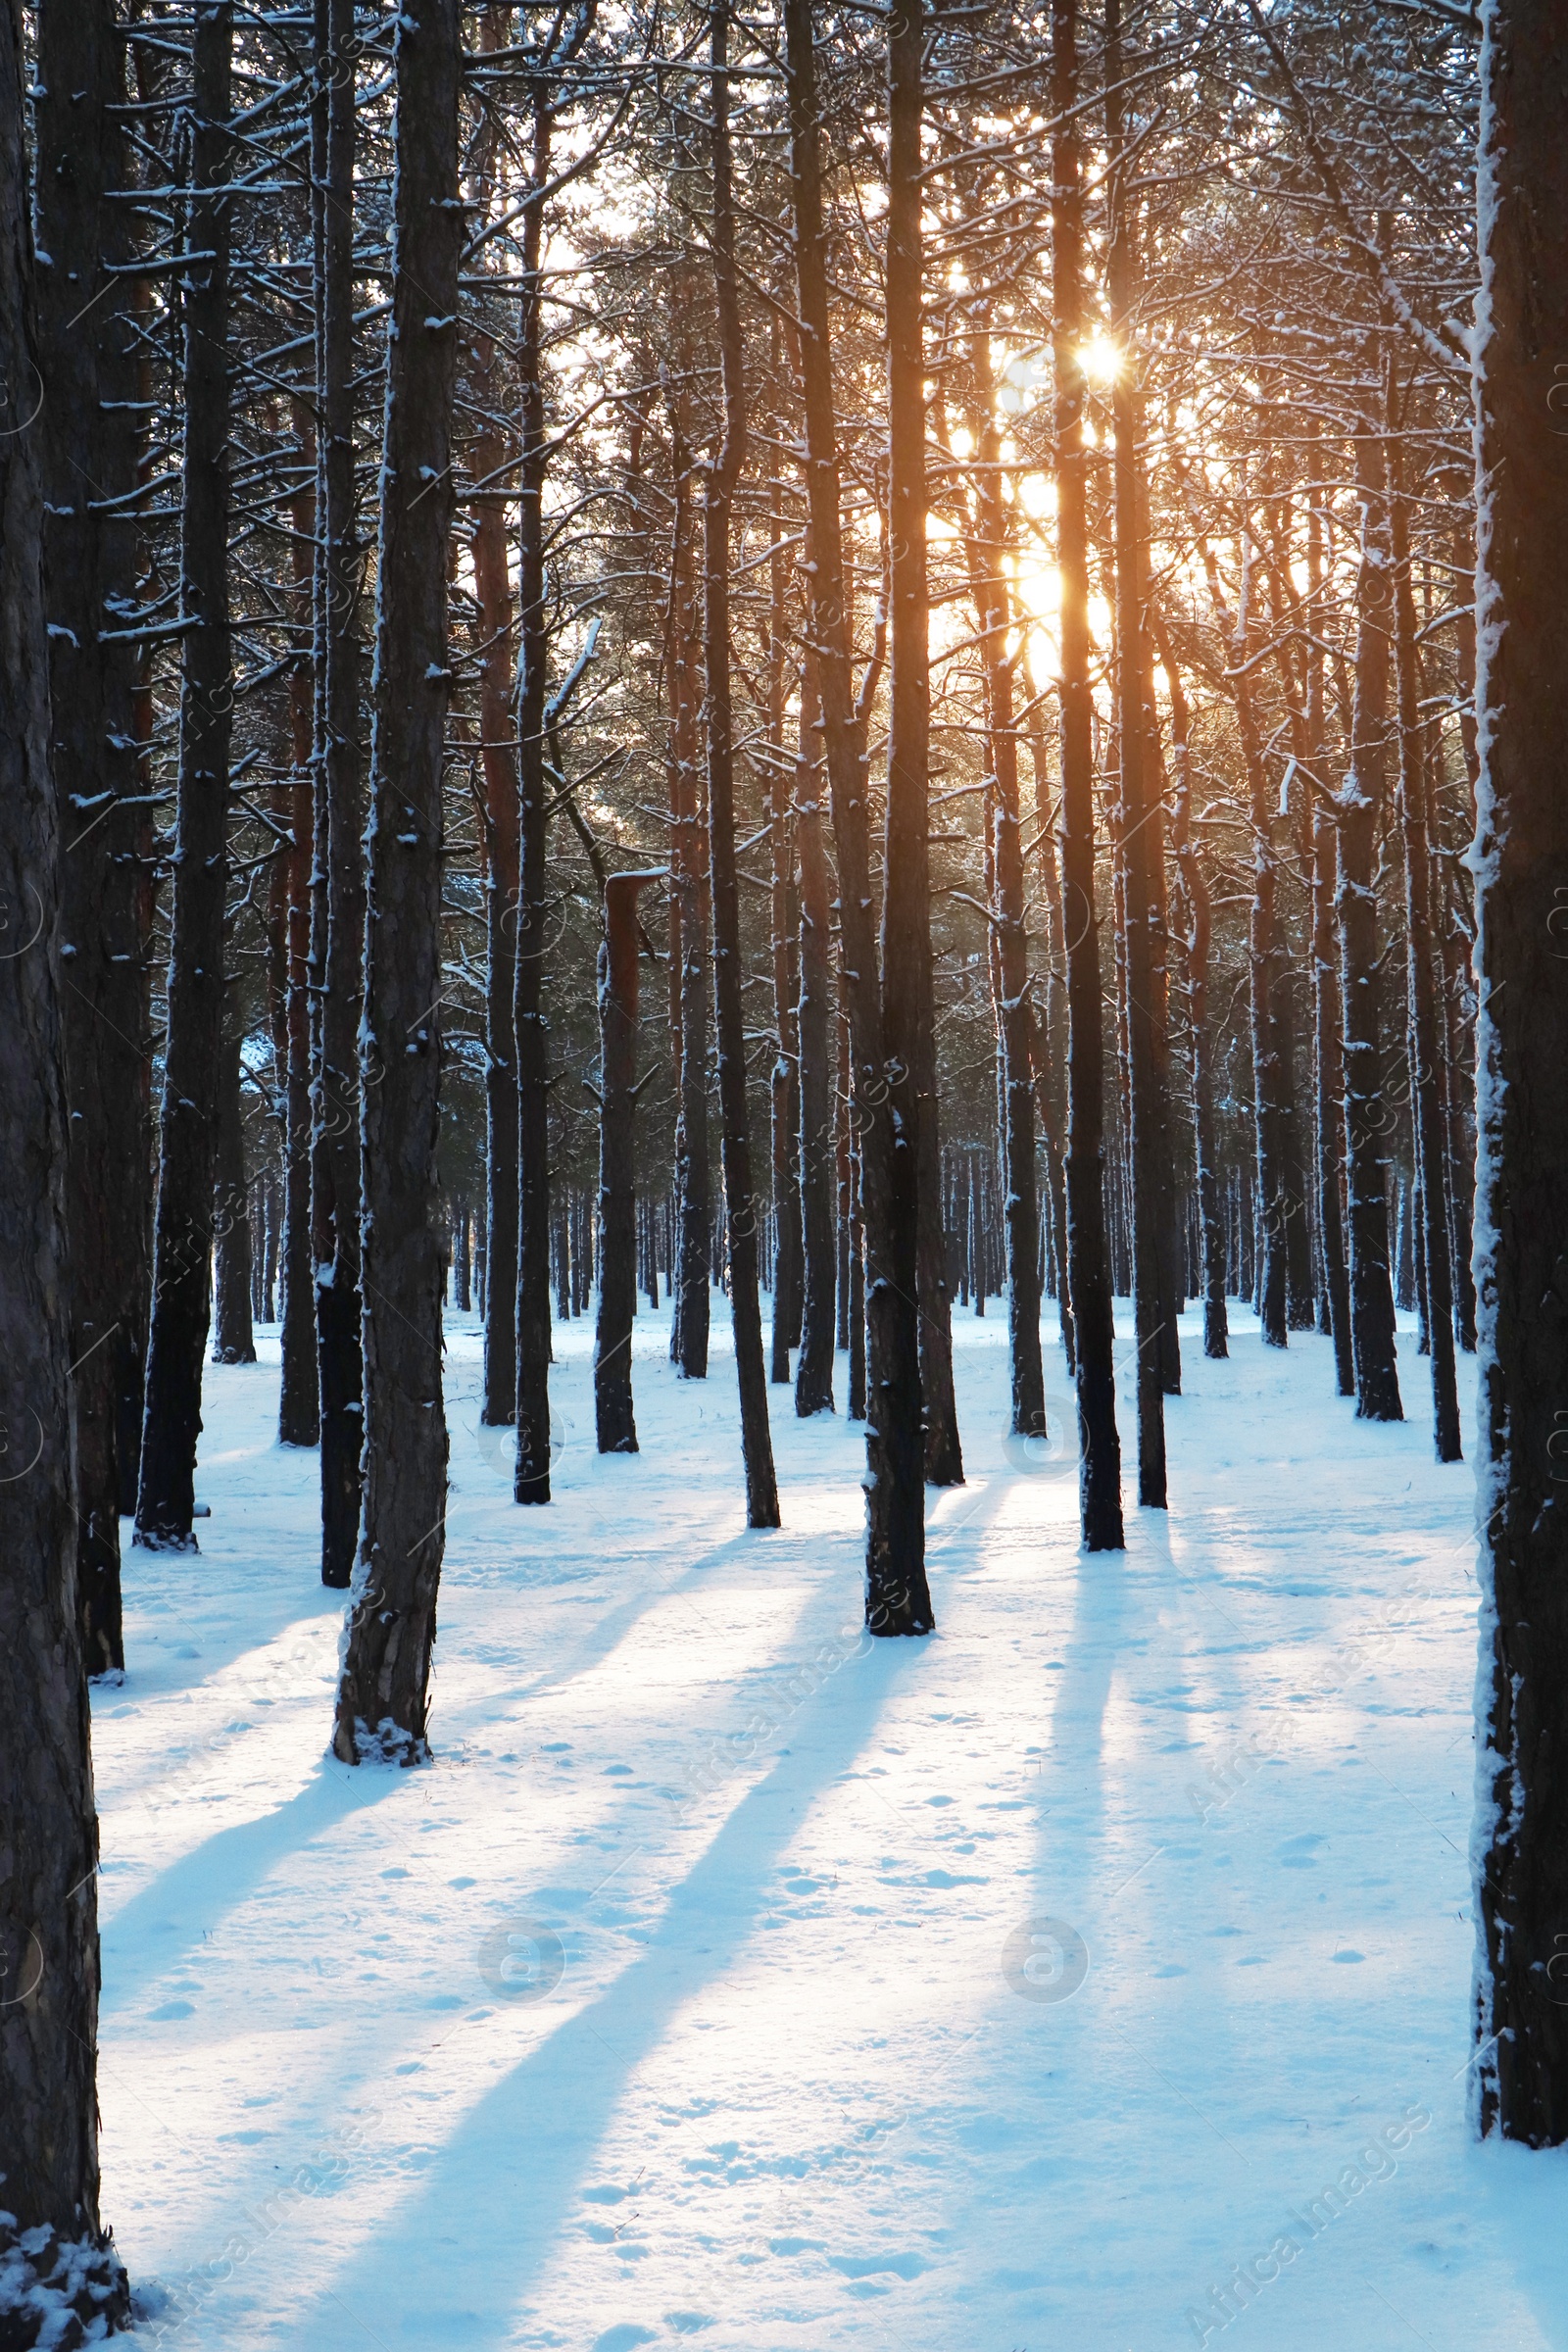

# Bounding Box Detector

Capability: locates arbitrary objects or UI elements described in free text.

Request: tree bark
[311,0,365,1588]
[1155,615,1227,1361]
[1105,12,1167,1504]
[667,420,711,1381]
[36,0,146,1673]
[1390,449,1461,1462]
[767,493,803,1381]
[212,998,255,1363]
[134,0,233,1550]
[887,0,961,1492]
[784,0,930,1627]
[278,425,320,1446]
[967,344,1045,1441]
[1337,424,1403,1422]
[0,0,127,2303]
[1054,0,1123,1548]
[595,874,657,1452]
[795,660,837,1416]
[513,89,556,1502]
[331,0,461,1765]
[1470,0,1568,2142]
[473,7,519,1435]
[705,1,779,1528]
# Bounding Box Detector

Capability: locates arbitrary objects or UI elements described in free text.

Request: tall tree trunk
[705,1,779,1528]
[278,427,319,1446]
[784,0,930,1627]
[795,661,837,1415]
[1020,658,1075,1374]
[1105,12,1166,1503]
[668,425,711,1381]
[1054,0,1123,1548]
[134,0,233,1550]
[1337,424,1403,1422]
[1390,447,1461,1462]
[212,999,255,1363]
[473,7,519,1434]
[594,874,657,1452]
[514,89,556,1501]
[887,0,962,1490]
[0,0,127,2302]
[311,0,365,1588]
[968,345,1045,1440]
[36,0,145,1673]
[767,493,803,1381]
[332,0,461,1765]
[1470,0,1568,2143]
[1155,616,1227,1361]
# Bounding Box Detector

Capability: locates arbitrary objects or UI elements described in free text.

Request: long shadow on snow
[99,1756,405,2014]
[294,1637,919,2348]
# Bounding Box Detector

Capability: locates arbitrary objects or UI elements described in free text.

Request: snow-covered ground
[93,1297,1568,2352]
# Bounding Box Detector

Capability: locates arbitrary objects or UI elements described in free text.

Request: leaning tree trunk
[795,658,837,1416]
[1020,656,1076,1374]
[595,874,659,1452]
[1054,0,1123,1549]
[310,0,366,1589]
[0,3,128,2309]
[705,1,779,1528]
[1105,17,1167,1505]
[784,0,930,1628]
[1337,424,1403,1423]
[332,0,461,1765]
[36,0,146,1673]
[134,0,233,1551]
[887,0,962,1490]
[1471,0,1568,2143]
[514,87,556,1501]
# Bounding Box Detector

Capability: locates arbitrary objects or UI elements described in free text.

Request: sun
[1078,331,1121,385]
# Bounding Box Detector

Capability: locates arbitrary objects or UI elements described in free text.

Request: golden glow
[1078,331,1121,385]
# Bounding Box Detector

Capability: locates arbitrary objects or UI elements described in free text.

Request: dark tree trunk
[134,0,233,1551]
[705,2,779,1528]
[36,0,146,1674]
[513,90,555,1502]
[0,3,128,2302]
[667,426,711,1381]
[785,0,930,1628]
[795,662,837,1416]
[1105,24,1166,1504]
[474,8,519,1435]
[1020,660,1076,1374]
[454,1200,471,1312]
[595,875,657,1452]
[212,1000,255,1363]
[1156,617,1227,1361]
[332,0,460,1765]
[311,0,365,1589]
[278,435,319,1446]
[968,347,1045,1441]
[1338,426,1403,1422]
[887,0,961,1491]
[1470,0,1568,2143]
[1054,0,1123,1548]
[1390,454,1461,1463]
[767,496,803,1382]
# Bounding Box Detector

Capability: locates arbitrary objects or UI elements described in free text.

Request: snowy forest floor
[95,1299,1568,2352]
